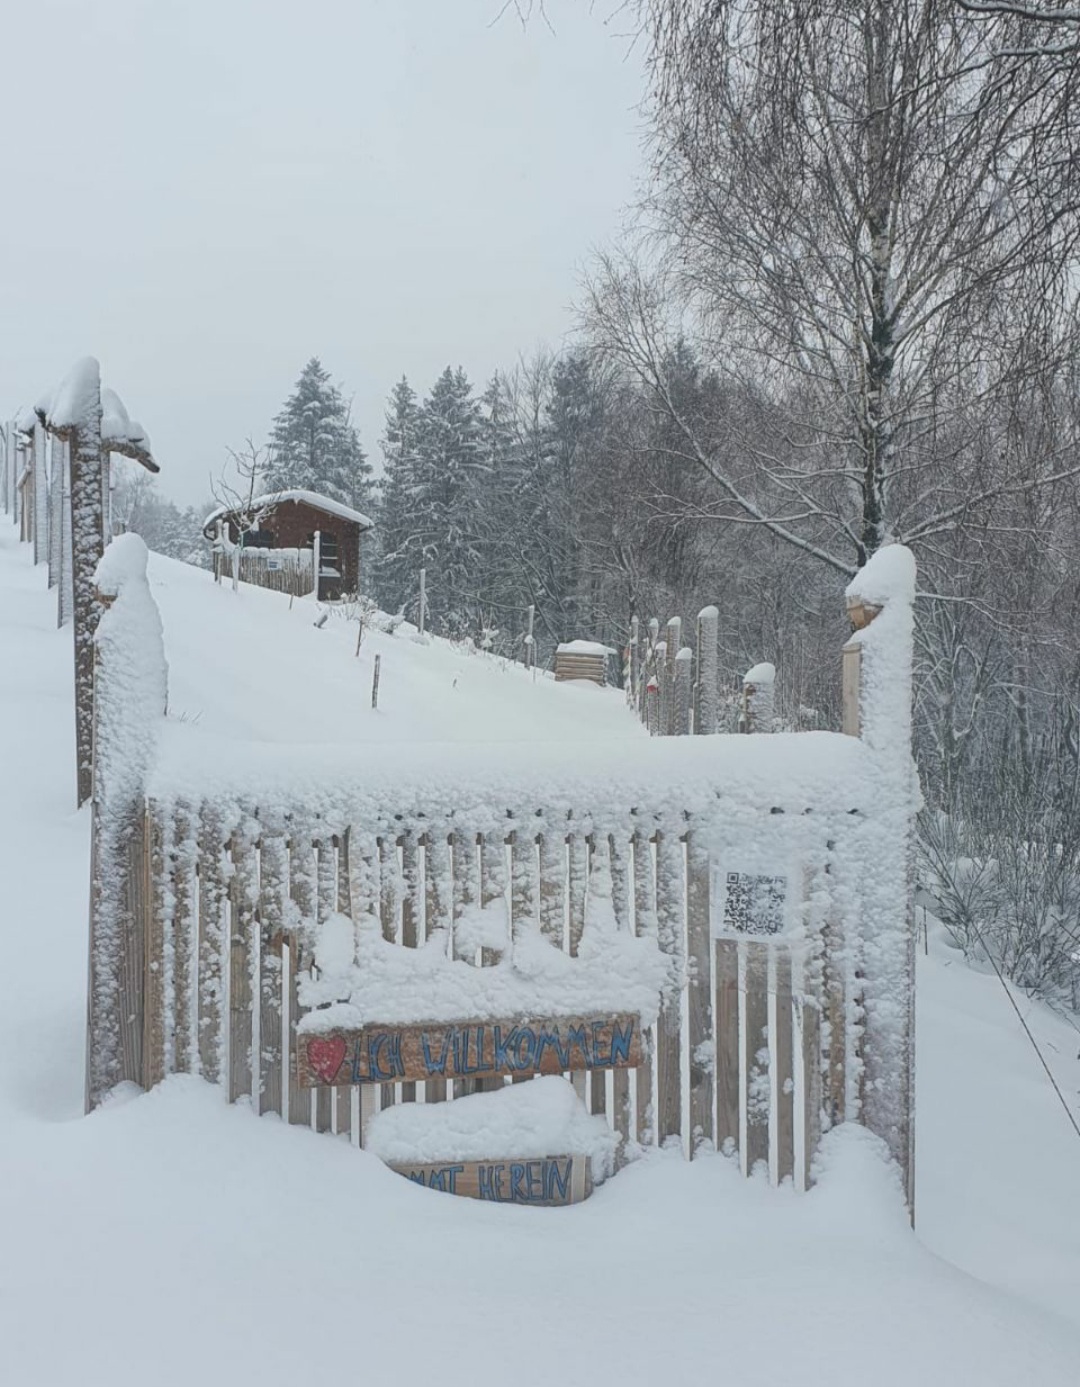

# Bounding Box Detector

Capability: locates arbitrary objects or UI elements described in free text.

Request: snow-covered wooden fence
[3,361,157,806]
[84,542,919,1206]
[212,543,314,597]
[126,798,836,1187]
[631,605,779,736]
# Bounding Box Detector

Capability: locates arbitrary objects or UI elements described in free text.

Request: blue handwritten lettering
[512,1028,536,1070]
[369,1032,403,1081]
[547,1157,571,1201]
[610,1018,634,1065]
[534,1026,570,1069]
[566,1025,589,1066]
[421,1029,451,1075]
[493,1025,515,1071]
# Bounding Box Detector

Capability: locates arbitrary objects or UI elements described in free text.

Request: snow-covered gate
[86,538,919,1204]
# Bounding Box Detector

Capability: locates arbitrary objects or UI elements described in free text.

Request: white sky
[0,1,645,507]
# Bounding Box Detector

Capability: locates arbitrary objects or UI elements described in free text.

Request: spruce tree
[266,358,372,510]
[412,366,483,636]
[373,376,421,614]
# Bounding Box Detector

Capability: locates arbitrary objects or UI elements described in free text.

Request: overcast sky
[1,1,645,507]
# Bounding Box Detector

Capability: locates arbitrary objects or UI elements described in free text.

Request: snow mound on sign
[299,907,668,1032]
[302,852,667,1031]
[365,1075,617,1170]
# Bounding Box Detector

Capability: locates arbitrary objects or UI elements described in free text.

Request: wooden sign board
[297,1013,643,1088]
[388,1153,590,1206]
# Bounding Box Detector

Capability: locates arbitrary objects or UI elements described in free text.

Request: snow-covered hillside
[148,550,640,747]
[2,531,1079,1387]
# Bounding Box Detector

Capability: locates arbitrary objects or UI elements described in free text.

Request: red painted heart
[307,1035,347,1085]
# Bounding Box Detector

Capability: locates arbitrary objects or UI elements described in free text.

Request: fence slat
[258,832,287,1118]
[802,996,823,1191]
[451,828,478,962]
[314,838,337,1131]
[774,948,795,1185]
[610,832,632,1162]
[143,806,167,1090]
[538,825,566,948]
[228,826,257,1105]
[376,835,399,1110]
[171,803,196,1074]
[196,805,226,1084]
[288,834,316,1127]
[824,909,847,1130]
[511,823,538,945]
[655,829,683,1148]
[475,834,508,1092]
[425,828,451,1103]
[686,831,713,1154]
[743,941,769,1176]
[632,828,656,1147]
[715,940,739,1155]
[400,832,420,1104]
[567,829,590,1103]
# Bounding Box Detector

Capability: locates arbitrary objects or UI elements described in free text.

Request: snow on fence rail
[83,541,919,1204]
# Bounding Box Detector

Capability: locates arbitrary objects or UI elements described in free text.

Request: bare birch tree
[598,1,1080,569]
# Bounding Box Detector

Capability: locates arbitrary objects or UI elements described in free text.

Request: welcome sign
[297,1013,643,1087]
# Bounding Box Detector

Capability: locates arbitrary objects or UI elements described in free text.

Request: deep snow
[2,530,1080,1386]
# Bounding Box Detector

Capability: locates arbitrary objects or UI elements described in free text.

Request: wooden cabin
[203,489,374,601]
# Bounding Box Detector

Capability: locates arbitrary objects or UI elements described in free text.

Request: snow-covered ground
[2,529,1080,1386]
[149,550,639,747]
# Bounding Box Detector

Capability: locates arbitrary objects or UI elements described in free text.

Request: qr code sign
[723,872,788,935]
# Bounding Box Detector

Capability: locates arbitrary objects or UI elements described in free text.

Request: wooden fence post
[695,605,719,735]
[84,534,167,1110]
[655,641,668,735]
[686,829,713,1153]
[740,662,776,735]
[842,547,918,1214]
[312,529,322,602]
[48,432,63,589]
[664,618,681,734]
[673,647,693,735]
[524,604,535,671]
[33,419,47,564]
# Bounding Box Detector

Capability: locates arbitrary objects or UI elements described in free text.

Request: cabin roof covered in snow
[202,489,375,536]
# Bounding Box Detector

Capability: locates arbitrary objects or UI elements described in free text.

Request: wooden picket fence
[211,545,314,597]
[126,800,838,1188]
[83,526,916,1206]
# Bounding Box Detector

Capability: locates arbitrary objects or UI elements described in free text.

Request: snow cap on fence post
[842,543,916,760]
[93,532,168,806]
[740,662,775,734]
